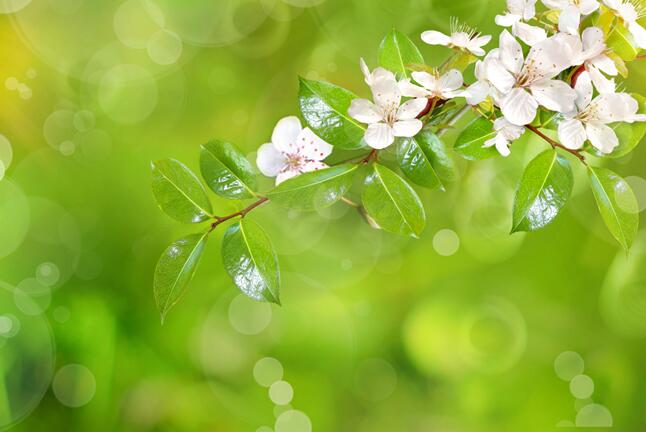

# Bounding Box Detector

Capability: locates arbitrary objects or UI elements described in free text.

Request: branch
[525,125,587,164]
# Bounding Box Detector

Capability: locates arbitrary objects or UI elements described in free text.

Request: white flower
[572,27,618,93]
[398,69,464,100]
[542,0,600,34]
[484,117,526,156]
[602,0,646,49]
[558,71,646,153]
[496,0,548,46]
[421,18,492,56]
[462,49,504,105]
[348,64,427,150]
[256,116,333,185]
[487,30,579,126]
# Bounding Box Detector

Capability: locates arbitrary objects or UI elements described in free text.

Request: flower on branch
[571,27,618,93]
[399,69,464,100]
[496,0,548,46]
[348,62,427,149]
[558,71,646,153]
[421,18,492,56]
[484,117,526,157]
[256,116,333,185]
[542,0,600,35]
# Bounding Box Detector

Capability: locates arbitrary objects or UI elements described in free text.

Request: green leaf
[607,22,639,62]
[589,166,638,251]
[266,164,358,211]
[397,131,456,191]
[221,219,280,304]
[454,117,500,160]
[511,150,573,233]
[606,94,646,158]
[298,78,366,150]
[152,159,213,223]
[361,163,426,238]
[200,139,257,199]
[154,232,208,323]
[440,51,477,73]
[378,28,424,78]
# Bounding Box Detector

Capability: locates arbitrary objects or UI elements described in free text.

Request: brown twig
[525,125,587,164]
[209,197,269,232]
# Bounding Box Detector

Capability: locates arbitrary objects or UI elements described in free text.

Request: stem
[570,64,586,87]
[209,197,269,232]
[525,125,587,164]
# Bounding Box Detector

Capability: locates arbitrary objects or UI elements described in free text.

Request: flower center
[381,102,399,126]
[578,103,599,123]
[284,153,305,171]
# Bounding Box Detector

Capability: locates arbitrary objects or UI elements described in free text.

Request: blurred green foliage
[0,0,645,431]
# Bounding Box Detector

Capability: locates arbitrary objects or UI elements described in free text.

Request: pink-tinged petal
[594,92,640,123]
[530,79,577,113]
[627,21,646,49]
[365,123,395,149]
[558,5,581,35]
[574,71,593,111]
[586,121,618,153]
[397,98,428,120]
[558,119,587,150]
[392,119,423,138]
[271,116,302,153]
[439,69,464,92]
[499,30,524,74]
[588,54,618,76]
[371,76,402,110]
[578,0,600,15]
[526,33,580,80]
[296,127,333,161]
[495,13,520,27]
[411,71,439,92]
[398,79,429,98]
[421,30,451,46]
[587,65,616,94]
[257,143,286,177]
[486,58,516,94]
[348,99,382,124]
[275,169,300,185]
[300,160,329,173]
[512,22,547,46]
[501,88,539,126]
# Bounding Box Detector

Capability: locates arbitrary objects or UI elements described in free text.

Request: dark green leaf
[200,139,257,199]
[362,163,426,238]
[454,117,499,160]
[589,166,638,251]
[154,232,208,323]
[152,159,212,223]
[222,219,280,304]
[267,164,358,211]
[298,78,366,150]
[511,150,573,232]
[397,131,456,191]
[378,29,424,78]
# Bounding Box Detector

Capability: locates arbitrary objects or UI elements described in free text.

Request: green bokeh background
[1,0,646,431]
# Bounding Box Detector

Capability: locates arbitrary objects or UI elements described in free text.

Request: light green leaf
[378,28,424,78]
[607,22,639,61]
[267,164,358,211]
[454,117,500,160]
[512,150,573,233]
[222,219,280,304]
[298,78,366,150]
[589,166,639,251]
[362,163,426,238]
[154,232,208,323]
[397,131,456,191]
[200,139,257,199]
[606,94,646,158]
[152,159,212,223]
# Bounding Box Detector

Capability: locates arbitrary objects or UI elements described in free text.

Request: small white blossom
[572,26,618,93]
[486,30,580,126]
[257,116,333,185]
[602,0,646,49]
[542,0,600,34]
[421,18,492,56]
[462,49,504,105]
[398,69,464,100]
[495,0,548,46]
[558,71,646,153]
[484,117,526,157]
[348,62,427,149]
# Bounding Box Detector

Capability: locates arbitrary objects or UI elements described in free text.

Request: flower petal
[558,118,587,150]
[271,116,302,153]
[574,71,593,111]
[365,123,395,149]
[581,26,606,58]
[348,99,382,124]
[588,65,616,94]
[399,79,429,98]
[512,22,547,46]
[371,76,402,110]
[392,119,423,138]
[558,5,581,35]
[542,0,569,9]
[501,88,539,126]
[579,0,600,15]
[586,121,618,153]
[495,12,521,27]
[463,81,491,105]
[588,54,618,76]
[397,98,428,120]
[275,169,300,185]
[627,21,646,49]
[499,30,524,74]
[486,58,516,94]
[593,92,640,123]
[411,71,438,92]
[421,30,452,46]
[300,160,328,173]
[295,127,333,161]
[526,33,581,80]
[257,143,286,177]
[530,79,577,113]
[439,69,464,92]
[360,58,371,84]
